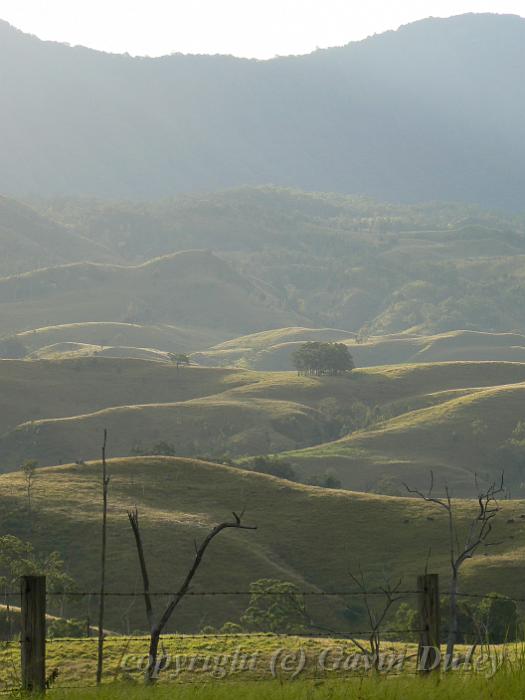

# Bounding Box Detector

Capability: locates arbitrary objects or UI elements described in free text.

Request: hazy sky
[1,0,524,58]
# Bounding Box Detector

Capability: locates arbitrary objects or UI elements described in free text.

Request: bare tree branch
[127,507,154,631]
[128,508,256,683]
[348,569,404,668]
[405,470,504,666]
[96,429,110,686]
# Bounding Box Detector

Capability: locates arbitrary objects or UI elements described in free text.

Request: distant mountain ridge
[1,13,525,207]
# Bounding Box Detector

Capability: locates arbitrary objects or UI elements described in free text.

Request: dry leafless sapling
[404,470,504,666]
[295,571,404,670]
[96,429,110,685]
[127,506,256,683]
[349,570,405,669]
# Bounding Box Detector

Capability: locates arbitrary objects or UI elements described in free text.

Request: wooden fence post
[417,573,440,673]
[21,575,46,693]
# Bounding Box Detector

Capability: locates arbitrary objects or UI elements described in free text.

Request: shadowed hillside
[0,360,254,435]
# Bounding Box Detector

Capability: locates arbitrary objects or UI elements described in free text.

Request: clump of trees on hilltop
[292,342,355,376]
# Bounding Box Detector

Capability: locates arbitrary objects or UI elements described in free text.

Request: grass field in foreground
[0,634,521,695]
[38,672,525,700]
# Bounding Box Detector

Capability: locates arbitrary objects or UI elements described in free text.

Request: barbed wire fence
[0,580,523,694]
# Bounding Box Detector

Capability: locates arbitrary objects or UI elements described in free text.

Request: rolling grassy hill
[16,321,222,356]
[0,396,326,470]
[0,359,257,436]
[2,358,525,496]
[195,328,525,370]
[281,378,525,495]
[1,457,524,633]
[0,250,301,337]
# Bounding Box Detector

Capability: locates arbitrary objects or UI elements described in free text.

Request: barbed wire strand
[1,589,521,600]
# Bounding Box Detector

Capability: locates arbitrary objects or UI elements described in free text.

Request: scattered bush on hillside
[370,475,404,497]
[471,419,488,437]
[475,593,521,643]
[193,454,236,466]
[250,456,296,481]
[393,603,419,642]
[292,342,354,376]
[248,456,343,489]
[132,441,177,457]
[240,579,306,634]
[209,579,312,638]
[218,621,243,635]
[318,398,386,441]
[0,535,77,618]
[394,594,521,644]
[306,469,342,489]
[492,421,525,494]
[47,618,86,638]
[167,353,191,367]
[0,336,27,359]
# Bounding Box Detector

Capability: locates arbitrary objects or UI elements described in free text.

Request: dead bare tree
[294,572,404,669]
[404,471,504,666]
[96,429,110,685]
[128,507,256,683]
[21,460,38,534]
[349,570,404,669]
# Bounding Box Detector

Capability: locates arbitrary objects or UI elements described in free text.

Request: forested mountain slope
[1,14,525,207]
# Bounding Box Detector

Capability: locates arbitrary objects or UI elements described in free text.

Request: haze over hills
[2,185,525,498]
[4,5,525,658]
[0,196,114,275]
[3,188,525,338]
[0,249,301,337]
[1,14,525,208]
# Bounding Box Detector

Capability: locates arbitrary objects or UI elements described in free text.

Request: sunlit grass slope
[3,359,525,490]
[16,321,222,355]
[1,457,524,633]
[3,360,525,474]
[283,378,525,494]
[195,328,525,370]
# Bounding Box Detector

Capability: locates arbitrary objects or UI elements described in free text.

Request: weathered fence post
[21,575,46,693]
[417,573,440,673]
